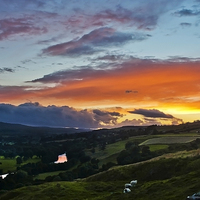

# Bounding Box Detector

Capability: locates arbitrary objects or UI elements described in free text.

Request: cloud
[0,0,185,43]
[0,102,123,128]
[0,0,186,43]
[92,5,156,30]
[125,90,138,94]
[0,0,45,11]
[27,66,108,83]
[1,57,200,115]
[174,9,200,17]
[180,22,192,27]
[29,57,200,84]
[0,68,14,73]
[93,109,122,125]
[117,117,165,126]
[117,118,145,126]
[129,108,174,118]
[0,17,47,40]
[95,55,126,62]
[42,27,149,57]
[65,1,185,31]
[0,102,181,128]
[127,109,184,125]
[92,6,158,30]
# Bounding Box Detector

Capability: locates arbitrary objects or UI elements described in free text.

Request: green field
[0,156,40,174]
[148,144,169,151]
[139,136,200,145]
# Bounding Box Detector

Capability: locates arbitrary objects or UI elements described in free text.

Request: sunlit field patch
[140,136,200,145]
[148,144,169,152]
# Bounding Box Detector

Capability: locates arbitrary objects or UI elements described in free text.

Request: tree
[125,141,134,150]
[141,145,151,157]
[16,156,22,165]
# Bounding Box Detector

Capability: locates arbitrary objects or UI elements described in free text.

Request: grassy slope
[86,135,168,166]
[1,149,200,200]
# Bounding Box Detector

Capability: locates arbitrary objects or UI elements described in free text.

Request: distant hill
[0,120,200,136]
[0,121,89,135]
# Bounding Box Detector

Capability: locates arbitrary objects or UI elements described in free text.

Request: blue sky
[0,0,200,128]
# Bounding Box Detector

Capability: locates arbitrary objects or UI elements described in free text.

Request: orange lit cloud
[31,59,200,111]
[2,59,200,112]
[0,58,200,126]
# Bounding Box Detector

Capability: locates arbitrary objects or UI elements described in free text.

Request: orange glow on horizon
[1,61,200,124]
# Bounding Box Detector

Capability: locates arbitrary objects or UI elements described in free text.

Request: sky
[0,0,200,129]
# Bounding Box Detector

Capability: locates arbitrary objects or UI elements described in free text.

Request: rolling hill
[1,121,200,199]
[1,149,200,200]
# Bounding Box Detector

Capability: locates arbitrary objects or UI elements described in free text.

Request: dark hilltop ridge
[0,121,88,135]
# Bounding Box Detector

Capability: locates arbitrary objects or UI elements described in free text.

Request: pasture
[139,136,200,145]
[0,156,40,174]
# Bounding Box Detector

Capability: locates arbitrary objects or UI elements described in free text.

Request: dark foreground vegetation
[0,120,200,199]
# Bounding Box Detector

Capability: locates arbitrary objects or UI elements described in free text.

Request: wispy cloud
[0,0,46,11]
[64,1,185,31]
[174,9,200,17]
[27,67,108,83]
[0,68,14,73]
[0,17,47,40]
[42,27,149,57]
[180,22,192,27]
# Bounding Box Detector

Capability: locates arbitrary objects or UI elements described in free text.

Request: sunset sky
[0,0,200,128]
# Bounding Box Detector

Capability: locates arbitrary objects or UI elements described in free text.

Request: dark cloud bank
[0,103,183,129]
[0,102,121,129]
[129,109,174,118]
[129,109,183,125]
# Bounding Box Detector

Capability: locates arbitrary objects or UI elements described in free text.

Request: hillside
[1,149,200,200]
[1,121,200,199]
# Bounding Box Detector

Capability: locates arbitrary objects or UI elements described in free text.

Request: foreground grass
[0,181,123,200]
